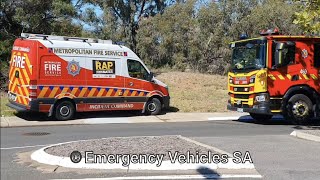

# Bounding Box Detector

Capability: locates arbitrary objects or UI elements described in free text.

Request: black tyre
[145,98,162,115]
[284,94,313,125]
[54,100,75,120]
[250,113,273,123]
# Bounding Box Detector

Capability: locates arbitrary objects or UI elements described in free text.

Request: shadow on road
[14,106,180,121]
[234,115,320,126]
[196,166,220,179]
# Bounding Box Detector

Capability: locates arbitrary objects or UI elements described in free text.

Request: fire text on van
[12,55,26,68]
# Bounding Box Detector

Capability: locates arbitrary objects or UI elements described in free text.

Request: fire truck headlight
[250,75,256,83]
[229,76,233,84]
[255,93,269,102]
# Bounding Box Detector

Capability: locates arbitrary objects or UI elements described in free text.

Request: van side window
[127,60,149,80]
[315,43,320,68]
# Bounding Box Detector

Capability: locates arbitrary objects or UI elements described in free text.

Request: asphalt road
[1,119,320,180]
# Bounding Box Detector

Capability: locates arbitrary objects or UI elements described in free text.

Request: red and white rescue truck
[7,33,170,120]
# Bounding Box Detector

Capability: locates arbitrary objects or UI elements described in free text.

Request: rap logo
[95,61,113,70]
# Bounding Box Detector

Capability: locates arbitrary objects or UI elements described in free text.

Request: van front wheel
[145,98,162,115]
[54,101,75,120]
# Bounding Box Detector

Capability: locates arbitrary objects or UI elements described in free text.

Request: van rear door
[8,39,34,108]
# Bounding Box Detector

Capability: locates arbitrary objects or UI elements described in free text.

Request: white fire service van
[7,33,170,120]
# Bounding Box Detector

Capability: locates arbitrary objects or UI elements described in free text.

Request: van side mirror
[146,72,154,82]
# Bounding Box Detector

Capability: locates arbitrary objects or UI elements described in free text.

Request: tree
[242,0,300,36]
[137,0,199,70]
[0,0,83,91]
[82,0,171,52]
[293,0,320,34]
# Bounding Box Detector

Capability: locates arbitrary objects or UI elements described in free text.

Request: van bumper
[162,96,170,109]
[7,101,28,111]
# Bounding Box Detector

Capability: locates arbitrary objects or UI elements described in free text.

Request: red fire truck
[227,29,320,124]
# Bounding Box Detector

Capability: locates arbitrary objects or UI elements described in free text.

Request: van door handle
[129,82,134,86]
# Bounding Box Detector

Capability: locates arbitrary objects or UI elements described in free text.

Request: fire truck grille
[234,94,250,99]
[233,104,250,108]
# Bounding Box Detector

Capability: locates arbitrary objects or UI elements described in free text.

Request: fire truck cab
[227,29,320,124]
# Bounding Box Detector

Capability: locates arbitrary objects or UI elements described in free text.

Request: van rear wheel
[54,101,75,120]
[145,98,162,115]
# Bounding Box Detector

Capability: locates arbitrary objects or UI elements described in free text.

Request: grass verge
[0,92,16,117]
[156,71,228,112]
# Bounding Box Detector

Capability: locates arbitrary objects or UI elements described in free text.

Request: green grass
[0,92,16,117]
[156,71,228,112]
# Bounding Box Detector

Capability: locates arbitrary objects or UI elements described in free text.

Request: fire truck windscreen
[231,39,266,72]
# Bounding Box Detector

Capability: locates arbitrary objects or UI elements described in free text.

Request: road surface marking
[1,144,51,150]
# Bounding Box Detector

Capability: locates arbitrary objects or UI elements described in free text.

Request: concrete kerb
[31,135,255,171]
[1,112,249,128]
[290,130,320,142]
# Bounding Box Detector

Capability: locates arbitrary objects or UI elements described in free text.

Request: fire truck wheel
[145,98,162,115]
[250,113,273,123]
[54,100,75,120]
[285,94,313,124]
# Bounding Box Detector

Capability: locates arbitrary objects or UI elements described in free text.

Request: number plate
[8,92,17,101]
[237,108,244,113]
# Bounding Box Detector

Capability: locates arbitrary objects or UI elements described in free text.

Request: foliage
[81,0,171,51]
[293,0,320,34]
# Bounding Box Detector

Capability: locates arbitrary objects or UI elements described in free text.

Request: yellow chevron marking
[138,91,144,96]
[24,53,32,75]
[17,87,27,105]
[268,74,276,80]
[61,87,69,94]
[97,89,105,97]
[71,88,78,96]
[88,88,96,97]
[286,74,292,80]
[114,89,120,96]
[277,75,285,80]
[106,89,113,96]
[22,68,30,81]
[9,52,16,76]
[17,96,22,104]
[310,74,318,80]
[21,96,27,105]
[302,74,309,80]
[78,88,87,97]
[38,87,49,98]
[123,89,130,96]
[131,91,137,96]
[49,87,59,98]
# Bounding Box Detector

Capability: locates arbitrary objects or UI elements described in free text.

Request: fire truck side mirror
[273,41,296,69]
[274,42,285,68]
